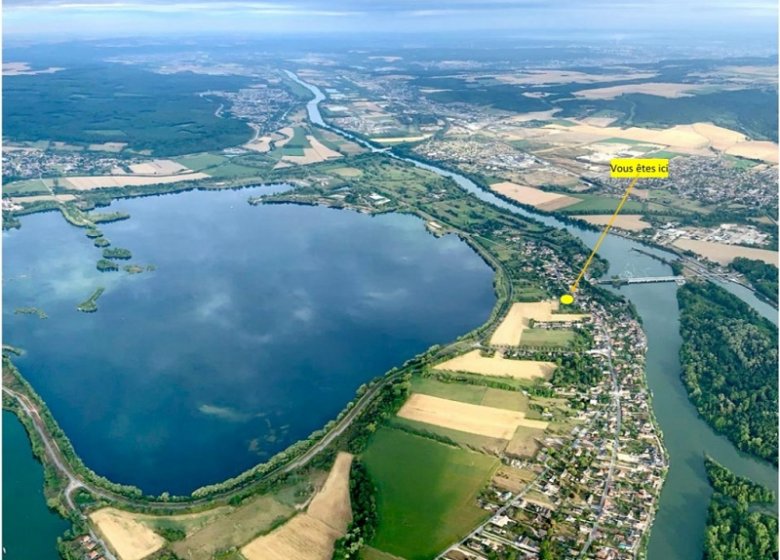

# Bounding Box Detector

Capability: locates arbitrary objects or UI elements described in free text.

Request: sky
[3,0,778,42]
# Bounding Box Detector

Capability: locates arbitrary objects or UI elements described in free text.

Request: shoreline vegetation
[703,458,777,560]
[2,160,663,558]
[3,87,669,560]
[678,281,778,464]
[1,155,599,482]
[14,306,48,319]
[76,288,105,313]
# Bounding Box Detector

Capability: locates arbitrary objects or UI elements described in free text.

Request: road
[578,327,622,557]
[3,367,400,511]
[437,324,624,560]
[4,388,87,509]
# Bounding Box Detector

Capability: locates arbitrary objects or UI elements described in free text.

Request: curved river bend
[4,73,777,560]
[287,71,779,560]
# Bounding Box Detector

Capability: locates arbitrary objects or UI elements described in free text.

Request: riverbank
[286,71,778,559]
[4,139,660,558]
[5,69,775,560]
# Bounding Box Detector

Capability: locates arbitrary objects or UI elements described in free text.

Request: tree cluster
[678,282,778,463]
[332,460,378,559]
[730,257,778,305]
[704,459,777,560]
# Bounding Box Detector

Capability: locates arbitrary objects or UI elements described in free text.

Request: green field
[560,194,644,214]
[276,127,310,156]
[4,179,49,196]
[645,189,710,214]
[205,160,269,180]
[519,328,575,347]
[390,417,506,454]
[646,150,686,159]
[410,377,528,412]
[410,376,487,405]
[362,427,498,559]
[174,152,228,172]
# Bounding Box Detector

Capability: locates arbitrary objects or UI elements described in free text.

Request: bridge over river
[595,275,686,286]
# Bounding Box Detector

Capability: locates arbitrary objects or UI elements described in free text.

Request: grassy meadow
[362,427,498,560]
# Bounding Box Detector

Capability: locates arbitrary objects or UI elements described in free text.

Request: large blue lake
[3,186,495,495]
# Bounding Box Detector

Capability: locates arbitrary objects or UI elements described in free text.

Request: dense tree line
[346,374,410,454]
[551,354,601,387]
[677,282,778,463]
[704,499,777,560]
[705,457,774,505]
[103,247,133,260]
[703,459,777,560]
[332,461,378,559]
[730,257,778,305]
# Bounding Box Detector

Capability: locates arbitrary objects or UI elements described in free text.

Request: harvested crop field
[128,159,189,175]
[490,181,580,211]
[573,82,707,99]
[274,127,295,148]
[690,122,747,150]
[281,136,342,165]
[244,135,273,152]
[433,350,554,380]
[673,239,778,265]
[47,172,209,190]
[89,508,165,560]
[307,452,353,532]
[88,142,127,152]
[575,214,650,231]
[490,301,587,346]
[241,514,340,560]
[725,141,779,164]
[505,425,546,457]
[533,120,779,163]
[240,453,353,560]
[397,393,548,439]
[393,416,509,455]
[492,70,656,85]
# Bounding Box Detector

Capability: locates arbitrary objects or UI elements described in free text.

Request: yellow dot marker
[560,294,574,305]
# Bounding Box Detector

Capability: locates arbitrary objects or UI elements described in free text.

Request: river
[287,71,779,560]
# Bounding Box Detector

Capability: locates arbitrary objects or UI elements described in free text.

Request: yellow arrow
[569,175,640,295]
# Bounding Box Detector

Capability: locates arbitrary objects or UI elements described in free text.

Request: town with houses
[436,235,666,560]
